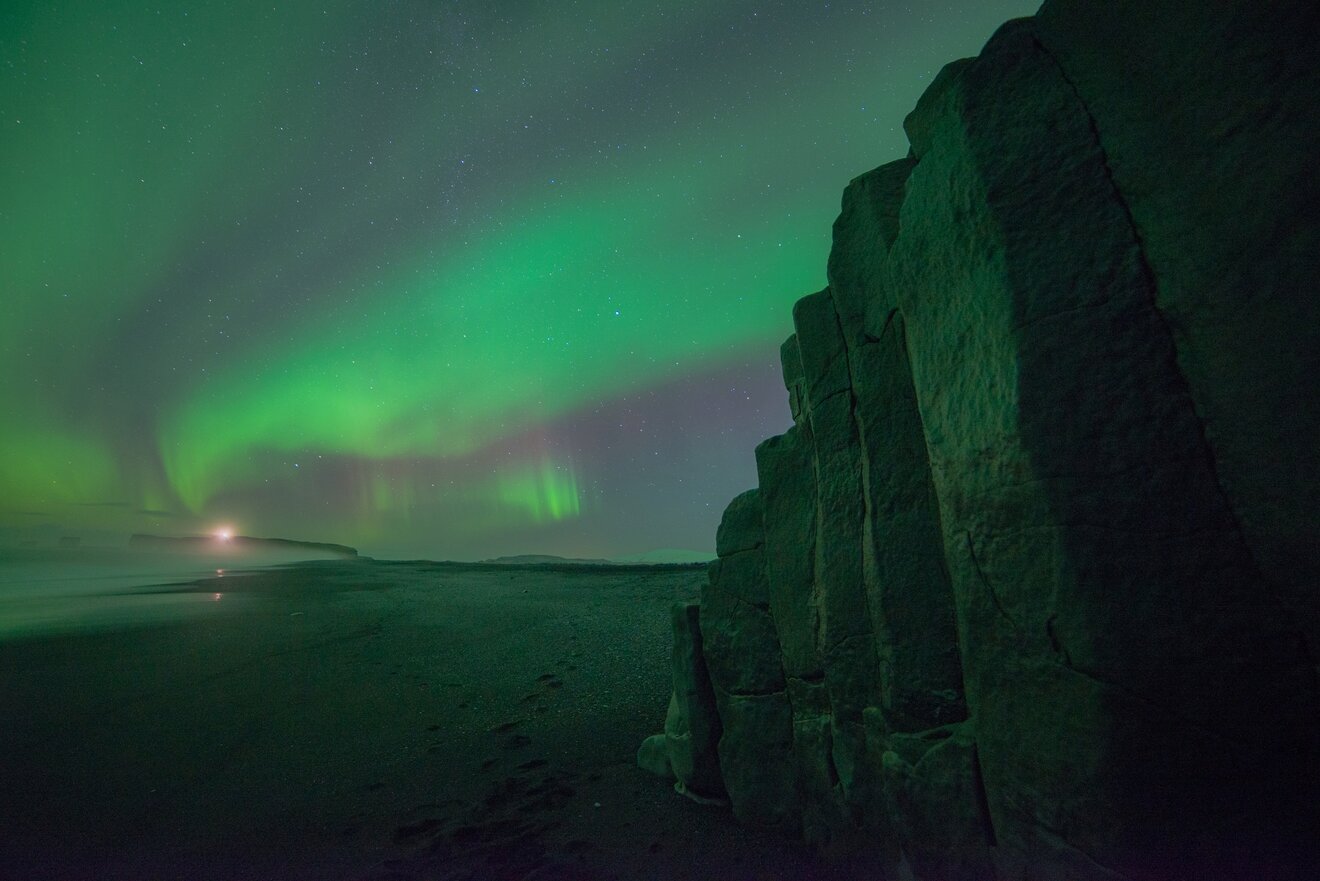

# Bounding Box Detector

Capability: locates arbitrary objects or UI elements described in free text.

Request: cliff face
[644,3,1320,879]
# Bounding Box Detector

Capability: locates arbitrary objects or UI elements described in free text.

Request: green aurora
[1,1,1037,558]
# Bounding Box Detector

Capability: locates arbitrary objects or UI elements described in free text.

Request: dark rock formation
[641,3,1320,879]
[663,601,725,801]
[703,490,796,827]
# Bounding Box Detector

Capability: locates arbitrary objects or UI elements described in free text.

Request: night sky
[2,1,1037,560]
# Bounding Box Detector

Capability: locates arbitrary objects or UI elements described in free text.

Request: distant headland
[128,533,358,558]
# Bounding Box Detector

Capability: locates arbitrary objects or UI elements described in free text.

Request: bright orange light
[214,527,233,541]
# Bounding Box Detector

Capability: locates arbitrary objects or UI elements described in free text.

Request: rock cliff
[641,2,1319,879]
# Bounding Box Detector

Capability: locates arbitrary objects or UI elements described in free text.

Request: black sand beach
[0,559,857,881]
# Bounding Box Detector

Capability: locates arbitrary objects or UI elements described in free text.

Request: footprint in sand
[521,689,556,707]
[517,776,577,813]
[503,733,532,750]
[393,817,443,843]
[516,758,548,771]
[489,719,523,734]
[339,812,367,838]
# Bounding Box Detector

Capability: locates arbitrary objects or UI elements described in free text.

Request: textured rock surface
[635,733,673,780]
[664,602,724,799]
[702,490,797,830]
[881,721,995,881]
[1032,0,1320,679]
[643,4,1319,878]
[755,423,819,682]
[891,20,1317,878]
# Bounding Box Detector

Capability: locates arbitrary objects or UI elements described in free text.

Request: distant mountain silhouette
[128,533,357,558]
[479,554,613,566]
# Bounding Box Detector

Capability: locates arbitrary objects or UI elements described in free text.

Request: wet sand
[0,559,857,880]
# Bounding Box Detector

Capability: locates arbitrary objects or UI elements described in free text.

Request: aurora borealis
[1,1,1037,559]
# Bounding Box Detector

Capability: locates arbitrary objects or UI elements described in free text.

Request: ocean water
[0,547,305,639]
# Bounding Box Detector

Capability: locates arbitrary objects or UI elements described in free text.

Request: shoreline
[0,558,858,880]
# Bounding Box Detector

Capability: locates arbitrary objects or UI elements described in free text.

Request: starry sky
[1,1,1038,560]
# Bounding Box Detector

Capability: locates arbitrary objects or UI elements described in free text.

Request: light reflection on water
[0,548,303,639]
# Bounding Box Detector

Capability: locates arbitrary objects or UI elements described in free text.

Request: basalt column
[889,18,1318,879]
